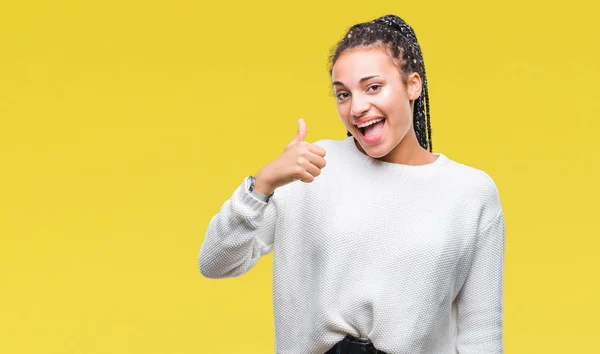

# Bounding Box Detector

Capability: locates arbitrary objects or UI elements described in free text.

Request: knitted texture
[199,137,505,354]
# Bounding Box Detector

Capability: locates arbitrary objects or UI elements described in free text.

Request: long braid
[422,65,433,152]
[332,15,432,152]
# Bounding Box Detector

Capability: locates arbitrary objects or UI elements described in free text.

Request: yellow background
[1,0,599,353]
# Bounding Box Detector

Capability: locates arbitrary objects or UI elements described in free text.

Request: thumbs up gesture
[253,118,327,195]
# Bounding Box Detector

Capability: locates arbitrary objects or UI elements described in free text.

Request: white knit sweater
[198,137,505,354]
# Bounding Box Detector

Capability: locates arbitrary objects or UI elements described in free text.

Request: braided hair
[329,15,432,152]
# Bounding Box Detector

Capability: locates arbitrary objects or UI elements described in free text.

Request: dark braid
[329,15,433,152]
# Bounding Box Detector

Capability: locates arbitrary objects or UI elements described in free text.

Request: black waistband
[324,335,387,354]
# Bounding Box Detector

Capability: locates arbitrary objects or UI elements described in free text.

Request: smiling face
[332,47,423,163]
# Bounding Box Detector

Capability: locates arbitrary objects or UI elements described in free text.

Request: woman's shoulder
[442,155,503,214]
[444,157,498,188]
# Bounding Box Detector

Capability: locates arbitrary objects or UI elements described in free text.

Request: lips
[354,116,385,128]
[354,117,383,134]
[355,117,386,144]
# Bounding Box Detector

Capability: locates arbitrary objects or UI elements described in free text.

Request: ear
[406,72,422,101]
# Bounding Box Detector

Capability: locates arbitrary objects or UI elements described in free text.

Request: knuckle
[299,147,310,156]
[293,166,304,176]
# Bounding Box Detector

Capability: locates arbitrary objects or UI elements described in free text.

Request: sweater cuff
[242,176,271,207]
[251,189,271,203]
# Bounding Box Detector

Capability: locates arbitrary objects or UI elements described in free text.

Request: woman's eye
[336,92,349,101]
[368,84,382,92]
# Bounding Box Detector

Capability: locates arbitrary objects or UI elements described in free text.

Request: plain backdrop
[1,0,599,353]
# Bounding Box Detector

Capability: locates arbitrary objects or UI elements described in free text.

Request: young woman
[199,14,505,354]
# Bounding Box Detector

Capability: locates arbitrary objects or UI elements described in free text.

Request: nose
[350,94,370,118]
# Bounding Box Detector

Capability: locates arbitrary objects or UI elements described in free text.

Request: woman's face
[331,47,422,162]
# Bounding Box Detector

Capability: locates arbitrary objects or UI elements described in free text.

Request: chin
[368,150,391,159]
[360,142,392,159]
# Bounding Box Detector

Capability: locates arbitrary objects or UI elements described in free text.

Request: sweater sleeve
[456,209,506,353]
[198,176,278,279]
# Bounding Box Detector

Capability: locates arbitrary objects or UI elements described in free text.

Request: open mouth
[356,118,386,142]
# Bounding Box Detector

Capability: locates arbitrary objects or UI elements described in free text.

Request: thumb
[292,118,307,143]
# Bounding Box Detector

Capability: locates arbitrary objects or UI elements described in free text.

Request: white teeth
[357,118,384,128]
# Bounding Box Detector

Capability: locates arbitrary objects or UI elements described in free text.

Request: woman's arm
[198,121,325,279]
[198,176,278,279]
[456,208,506,353]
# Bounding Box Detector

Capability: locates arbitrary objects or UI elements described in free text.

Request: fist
[254,118,327,195]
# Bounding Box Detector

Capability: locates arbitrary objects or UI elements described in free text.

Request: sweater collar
[345,136,450,177]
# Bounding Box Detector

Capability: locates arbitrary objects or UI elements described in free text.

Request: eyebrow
[332,75,380,87]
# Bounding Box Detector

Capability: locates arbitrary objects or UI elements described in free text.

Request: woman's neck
[354,132,437,166]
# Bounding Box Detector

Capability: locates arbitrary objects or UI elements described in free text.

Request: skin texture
[331,47,438,166]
